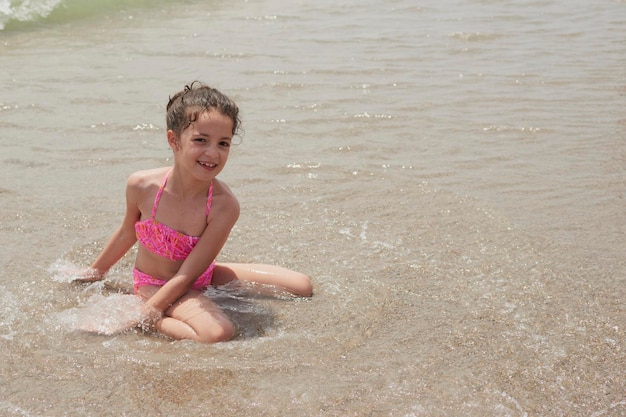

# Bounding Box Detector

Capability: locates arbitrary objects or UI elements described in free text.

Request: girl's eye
[220,141,231,147]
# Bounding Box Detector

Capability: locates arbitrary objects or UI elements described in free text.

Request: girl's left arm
[144,188,240,312]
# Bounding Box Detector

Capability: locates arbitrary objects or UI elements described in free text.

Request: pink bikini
[133,170,215,293]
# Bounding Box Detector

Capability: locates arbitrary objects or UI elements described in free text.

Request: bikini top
[135,170,213,261]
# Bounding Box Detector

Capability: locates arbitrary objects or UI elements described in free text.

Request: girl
[76,82,313,343]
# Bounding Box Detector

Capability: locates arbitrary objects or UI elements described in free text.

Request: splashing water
[48,259,85,283]
[0,289,20,340]
[47,260,149,334]
[0,0,175,30]
[0,0,60,29]
[53,293,147,335]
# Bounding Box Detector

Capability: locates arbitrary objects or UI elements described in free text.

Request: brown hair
[166,81,241,137]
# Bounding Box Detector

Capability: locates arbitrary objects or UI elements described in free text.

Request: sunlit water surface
[0,0,624,415]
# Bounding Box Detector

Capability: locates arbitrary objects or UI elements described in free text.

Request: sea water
[0,0,624,416]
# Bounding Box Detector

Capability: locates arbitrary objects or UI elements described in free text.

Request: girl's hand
[136,303,164,330]
[73,268,106,283]
[49,261,105,284]
[101,302,162,335]
[74,295,162,335]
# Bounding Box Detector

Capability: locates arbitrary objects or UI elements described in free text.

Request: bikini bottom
[132,263,214,294]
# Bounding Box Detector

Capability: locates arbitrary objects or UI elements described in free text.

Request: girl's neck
[166,166,212,199]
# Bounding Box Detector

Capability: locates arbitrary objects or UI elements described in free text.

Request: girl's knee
[197,317,236,344]
[293,272,313,297]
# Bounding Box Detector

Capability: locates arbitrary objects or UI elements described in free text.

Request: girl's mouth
[198,161,217,169]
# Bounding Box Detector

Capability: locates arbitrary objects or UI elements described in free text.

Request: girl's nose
[205,144,219,157]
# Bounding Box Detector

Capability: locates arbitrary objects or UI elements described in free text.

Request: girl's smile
[198,161,217,170]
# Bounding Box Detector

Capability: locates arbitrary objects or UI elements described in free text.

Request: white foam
[0,400,44,416]
[0,0,61,29]
[0,289,20,341]
[54,293,147,336]
[47,259,83,283]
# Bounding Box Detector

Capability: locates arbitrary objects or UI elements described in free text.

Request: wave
[0,0,162,31]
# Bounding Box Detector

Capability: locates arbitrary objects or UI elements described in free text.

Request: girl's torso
[133,168,214,280]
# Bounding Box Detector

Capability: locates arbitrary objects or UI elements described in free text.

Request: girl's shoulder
[125,168,171,207]
[211,178,237,201]
[210,178,240,214]
[127,167,171,190]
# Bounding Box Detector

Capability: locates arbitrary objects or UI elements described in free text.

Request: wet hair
[166,81,241,138]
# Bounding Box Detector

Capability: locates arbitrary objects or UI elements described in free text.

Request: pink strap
[206,182,213,216]
[151,170,170,218]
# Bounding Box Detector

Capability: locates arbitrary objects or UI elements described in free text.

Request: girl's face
[168,109,234,181]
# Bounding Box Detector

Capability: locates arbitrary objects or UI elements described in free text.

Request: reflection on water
[0,0,624,415]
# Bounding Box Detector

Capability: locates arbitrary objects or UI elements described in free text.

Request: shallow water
[1,0,625,416]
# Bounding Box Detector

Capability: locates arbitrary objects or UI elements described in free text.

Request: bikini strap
[206,181,214,216]
[151,170,171,218]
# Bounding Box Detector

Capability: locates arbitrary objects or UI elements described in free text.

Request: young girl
[76,82,312,343]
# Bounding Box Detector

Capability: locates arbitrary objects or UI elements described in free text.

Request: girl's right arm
[75,174,142,282]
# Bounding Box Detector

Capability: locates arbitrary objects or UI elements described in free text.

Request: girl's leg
[136,285,235,343]
[212,263,313,297]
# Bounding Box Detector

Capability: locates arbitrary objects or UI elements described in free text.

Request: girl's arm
[76,174,142,282]
[144,186,240,312]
